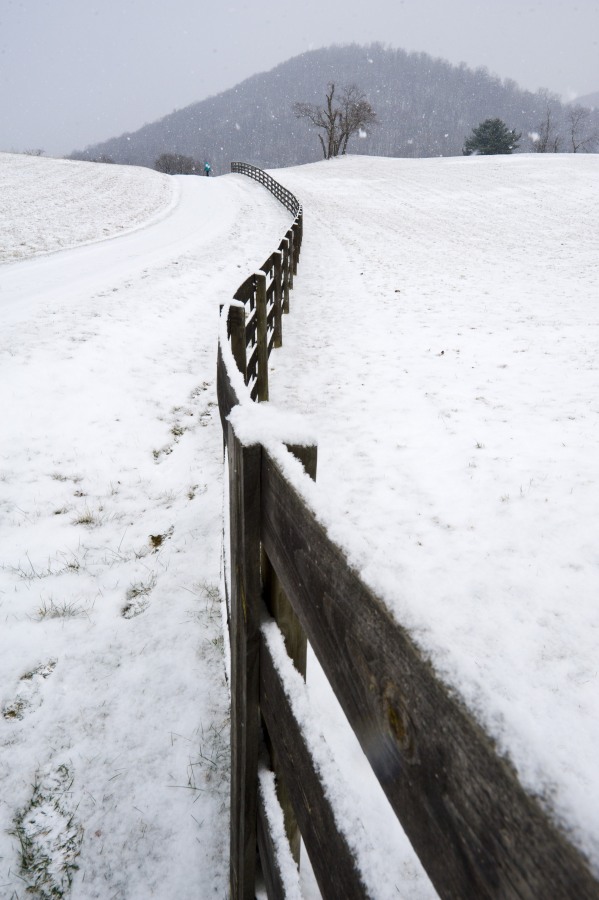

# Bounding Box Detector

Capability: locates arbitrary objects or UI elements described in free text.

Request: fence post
[273,251,283,349]
[287,229,294,290]
[228,303,247,384]
[262,443,317,867]
[292,221,299,276]
[281,238,291,314]
[228,423,262,900]
[256,272,269,402]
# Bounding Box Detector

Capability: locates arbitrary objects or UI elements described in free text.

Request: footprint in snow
[2,659,57,721]
[121,575,157,619]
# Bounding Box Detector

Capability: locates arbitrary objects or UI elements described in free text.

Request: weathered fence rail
[219,164,599,899]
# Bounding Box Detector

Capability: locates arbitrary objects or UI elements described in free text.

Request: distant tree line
[68,152,115,164]
[69,44,599,170]
[461,106,598,156]
[295,89,598,161]
[530,102,599,153]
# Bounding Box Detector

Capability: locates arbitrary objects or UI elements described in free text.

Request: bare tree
[530,103,561,153]
[24,148,45,156]
[293,83,376,159]
[293,84,338,159]
[567,105,599,153]
[154,152,201,174]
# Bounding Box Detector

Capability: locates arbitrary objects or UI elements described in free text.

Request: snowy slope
[267,153,599,873]
[2,150,598,898]
[0,152,175,263]
[0,155,291,899]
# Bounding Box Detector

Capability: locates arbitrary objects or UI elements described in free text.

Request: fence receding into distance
[217,162,599,899]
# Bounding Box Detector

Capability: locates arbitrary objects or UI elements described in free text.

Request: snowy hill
[0,152,174,262]
[69,44,599,173]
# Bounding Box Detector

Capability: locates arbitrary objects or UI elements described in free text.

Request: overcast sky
[1,0,598,157]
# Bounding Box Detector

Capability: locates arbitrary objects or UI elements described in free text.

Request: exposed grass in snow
[122,574,157,619]
[12,764,83,899]
[36,599,90,621]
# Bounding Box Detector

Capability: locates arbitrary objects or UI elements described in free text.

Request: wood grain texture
[216,344,239,438]
[262,444,317,866]
[287,228,294,290]
[246,343,258,383]
[280,237,291,314]
[292,220,300,274]
[272,250,283,349]
[228,429,262,900]
[260,448,599,900]
[228,304,247,384]
[260,633,369,899]
[234,273,256,304]
[244,307,257,350]
[255,272,269,402]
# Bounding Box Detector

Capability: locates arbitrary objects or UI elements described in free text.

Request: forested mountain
[70,44,599,173]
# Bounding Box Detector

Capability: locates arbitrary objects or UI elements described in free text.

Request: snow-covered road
[0,158,290,899]
[2,175,252,324]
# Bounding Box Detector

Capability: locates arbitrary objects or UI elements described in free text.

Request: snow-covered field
[269,153,599,876]
[0,153,175,263]
[0,153,290,899]
[1,149,598,898]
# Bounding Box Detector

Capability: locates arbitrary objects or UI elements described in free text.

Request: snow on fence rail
[218,164,599,899]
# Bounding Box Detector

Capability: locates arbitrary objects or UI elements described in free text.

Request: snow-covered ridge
[0,152,175,263]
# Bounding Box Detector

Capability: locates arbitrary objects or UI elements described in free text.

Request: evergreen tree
[463,118,521,155]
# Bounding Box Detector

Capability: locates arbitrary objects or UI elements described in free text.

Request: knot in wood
[383,681,419,765]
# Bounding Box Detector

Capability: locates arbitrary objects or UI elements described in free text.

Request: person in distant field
[204,162,212,177]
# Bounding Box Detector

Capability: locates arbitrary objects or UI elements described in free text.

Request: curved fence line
[219,163,302,415]
[217,165,599,900]
[231,161,302,217]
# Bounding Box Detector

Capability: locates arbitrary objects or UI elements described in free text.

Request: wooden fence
[218,164,599,899]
